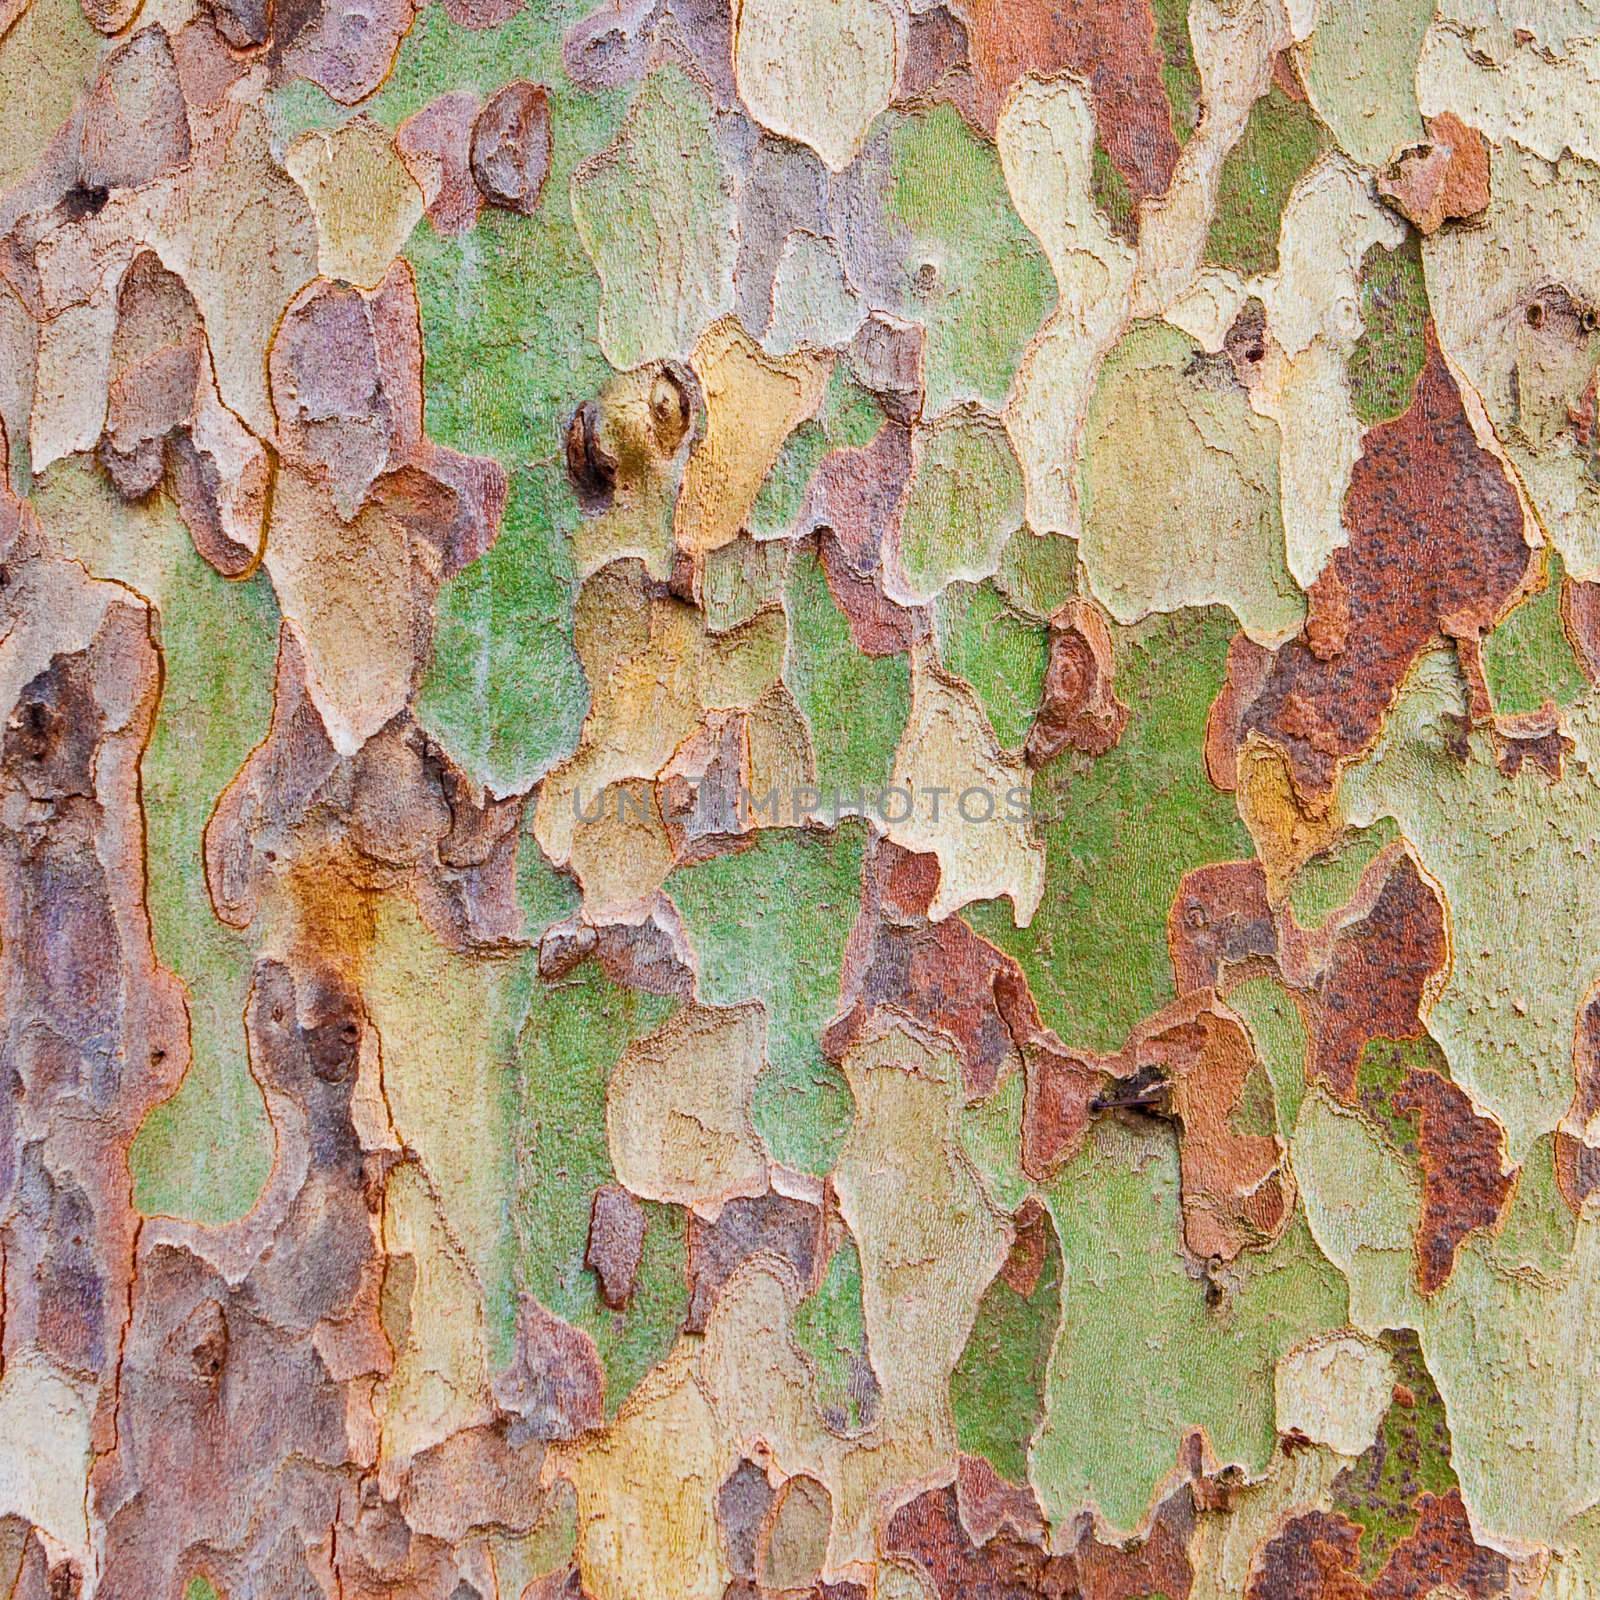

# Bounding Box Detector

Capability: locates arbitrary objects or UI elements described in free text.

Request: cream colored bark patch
[887,654,1043,924]
[677,318,831,559]
[833,1021,1010,1429]
[607,1002,770,1215]
[380,1160,496,1477]
[1079,320,1304,645]
[1299,0,1431,166]
[563,1347,734,1600]
[997,74,1135,539]
[1420,1,1600,167]
[1254,154,1403,587]
[264,466,420,755]
[287,119,424,290]
[0,1351,93,1571]
[733,0,899,172]
[1275,1331,1395,1456]
[536,584,785,873]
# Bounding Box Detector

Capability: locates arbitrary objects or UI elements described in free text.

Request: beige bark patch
[1275,1330,1395,1456]
[676,318,831,560]
[607,1002,771,1216]
[563,1347,734,1600]
[887,653,1043,924]
[997,74,1136,539]
[733,0,899,172]
[287,118,425,289]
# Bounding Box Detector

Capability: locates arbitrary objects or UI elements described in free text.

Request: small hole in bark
[1527,301,1546,328]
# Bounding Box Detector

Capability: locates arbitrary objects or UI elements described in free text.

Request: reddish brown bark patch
[586,1182,646,1310]
[827,842,1041,1100]
[1021,1044,1105,1181]
[1112,992,1290,1262]
[1371,1490,1510,1600]
[1168,860,1278,995]
[1247,1511,1365,1600]
[1563,573,1600,684]
[888,1476,1196,1600]
[1025,599,1130,767]
[1204,634,1273,793]
[884,1482,1068,1600]
[1391,1069,1513,1293]
[1377,114,1491,237]
[1244,327,1532,800]
[1308,852,1448,1101]
[950,0,1180,205]
[802,425,923,657]
[398,93,484,236]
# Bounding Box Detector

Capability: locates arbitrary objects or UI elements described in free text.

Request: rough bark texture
[1,0,1599,1594]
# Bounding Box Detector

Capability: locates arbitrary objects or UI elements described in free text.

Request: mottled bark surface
[1,0,1599,1594]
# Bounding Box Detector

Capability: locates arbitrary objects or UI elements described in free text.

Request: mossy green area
[887,102,1055,415]
[968,608,1252,1054]
[1348,234,1430,427]
[793,1235,878,1433]
[935,582,1047,750]
[996,525,1079,621]
[1491,1132,1578,1279]
[1152,0,1201,144]
[1330,1328,1458,1578]
[417,464,591,796]
[1353,1035,1441,1158]
[1204,86,1327,278]
[510,954,685,1412]
[1091,142,1138,241]
[1229,975,1312,1132]
[666,824,867,1175]
[951,1210,1063,1483]
[898,414,1024,603]
[1483,549,1589,717]
[784,543,911,795]
[130,535,280,1225]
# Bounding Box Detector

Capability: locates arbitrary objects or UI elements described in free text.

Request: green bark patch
[1348,235,1430,428]
[968,608,1252,1054]
[417,464,590,797]
[666,824,867,1175]
[1204,87,1328,279]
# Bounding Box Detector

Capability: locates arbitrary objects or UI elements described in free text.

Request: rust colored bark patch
[1025,598,1130,766]
[1391,1068,1513,1294]
[1377,114,1491,237]
[950,0,1180,204]
[1112,992,1291,1263]
[1168,860,1279,995]
[1304,850,1448,1101]
[1243,327,1532,800]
